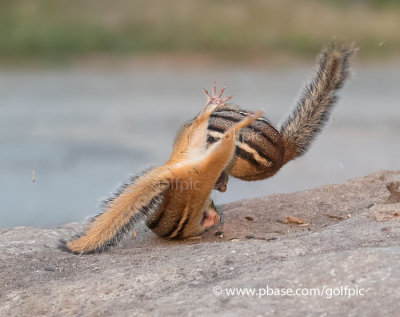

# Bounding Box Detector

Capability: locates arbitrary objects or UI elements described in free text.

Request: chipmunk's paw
[204,83,232,107]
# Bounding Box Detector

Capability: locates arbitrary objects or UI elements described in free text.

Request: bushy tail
[59,166,171,254]
[280,41,356,164]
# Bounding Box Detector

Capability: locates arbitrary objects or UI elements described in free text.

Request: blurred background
[0,0,399,228]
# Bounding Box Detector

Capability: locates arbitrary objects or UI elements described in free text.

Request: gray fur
[280,42,356,162]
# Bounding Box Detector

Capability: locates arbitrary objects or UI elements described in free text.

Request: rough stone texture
[1,170,399,317]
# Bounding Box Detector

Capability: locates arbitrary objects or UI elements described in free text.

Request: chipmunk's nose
[214,171,228,192]
[214,182,227,192]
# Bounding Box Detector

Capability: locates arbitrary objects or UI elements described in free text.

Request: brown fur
[64,166,172,254]
[62,93,263,254]
[208,107,284,181]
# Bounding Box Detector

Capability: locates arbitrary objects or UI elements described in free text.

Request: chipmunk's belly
[208,108,285,181]
[145,186,210,239]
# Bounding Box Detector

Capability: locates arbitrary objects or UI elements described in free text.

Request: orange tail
[59,166,172,254]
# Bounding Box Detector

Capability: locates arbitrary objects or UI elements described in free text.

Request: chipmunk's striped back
[207,106,285,180]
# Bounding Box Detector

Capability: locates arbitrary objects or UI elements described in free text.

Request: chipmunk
[174,42,356,191]
[60,88,263,254]
[61,42,354,254]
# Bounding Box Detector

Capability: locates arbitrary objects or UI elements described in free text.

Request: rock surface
[1,170,399,316]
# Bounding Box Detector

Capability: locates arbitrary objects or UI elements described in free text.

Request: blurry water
[0,65,399,228]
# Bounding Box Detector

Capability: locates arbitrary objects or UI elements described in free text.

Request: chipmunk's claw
[221,96,232,103]
[212,83,217,96]
[204,84,232,106]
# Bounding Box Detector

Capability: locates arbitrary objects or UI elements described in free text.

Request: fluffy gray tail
[280,41,356,164]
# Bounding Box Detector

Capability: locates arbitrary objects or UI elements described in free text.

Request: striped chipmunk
[61,41,355,254]
[60,88,263,254]
[174,42,356,192]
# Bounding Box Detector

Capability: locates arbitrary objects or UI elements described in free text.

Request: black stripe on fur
[235,147,260,167]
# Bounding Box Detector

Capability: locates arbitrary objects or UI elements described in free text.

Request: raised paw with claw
[204,84,232,106]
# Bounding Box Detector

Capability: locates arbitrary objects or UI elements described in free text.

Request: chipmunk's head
[214,171,229,192]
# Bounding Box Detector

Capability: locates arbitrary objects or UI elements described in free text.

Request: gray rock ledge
[1,170,399,316]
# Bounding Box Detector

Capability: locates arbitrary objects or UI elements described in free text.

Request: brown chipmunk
[60,88,263,254]
[174,42,356,192]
